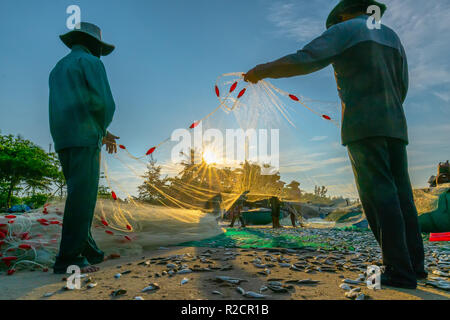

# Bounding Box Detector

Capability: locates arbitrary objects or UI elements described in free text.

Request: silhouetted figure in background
[270,196,282,229]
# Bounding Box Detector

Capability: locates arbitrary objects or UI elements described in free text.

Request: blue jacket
[49,45,116,152]
[253,15,409,146]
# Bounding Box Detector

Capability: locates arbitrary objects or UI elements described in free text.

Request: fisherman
[244,0,425,288]
[284,202,304,228]
[229,202,245,228]
[49,22,119,274]
[270,196,282,229]
[229,191,249,228]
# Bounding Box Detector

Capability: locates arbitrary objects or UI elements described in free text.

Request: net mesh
[1,73,341,272]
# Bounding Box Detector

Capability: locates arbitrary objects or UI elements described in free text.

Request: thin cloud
[310,135,328,142]
[266,0,331,43]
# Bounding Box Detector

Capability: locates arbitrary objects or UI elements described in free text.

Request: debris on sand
[244,291,268,299]
[142,283,160,292]
[339,283,352,291]
[177,269,193,274]
[43,292,55,298]
[236,287,246,295]
[342,278,363,285]
[285,279,319,285]
[345,290,361,300]
[426,279,450,291]
[214,276,247,285]
[111,289,127,297]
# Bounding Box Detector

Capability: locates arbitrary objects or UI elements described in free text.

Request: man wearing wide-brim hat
[49,22,119,274]
[244,0,426,289]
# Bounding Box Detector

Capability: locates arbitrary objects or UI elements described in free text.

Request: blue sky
[0,0,449,198]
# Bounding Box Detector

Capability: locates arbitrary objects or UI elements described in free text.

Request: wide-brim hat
[326,0,387,29]
[59,22,115,56]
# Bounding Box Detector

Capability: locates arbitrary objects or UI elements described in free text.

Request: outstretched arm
[245,25,349,83]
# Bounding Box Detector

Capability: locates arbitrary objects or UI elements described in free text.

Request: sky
[0,0,449,199]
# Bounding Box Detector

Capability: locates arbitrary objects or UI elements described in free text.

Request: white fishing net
[1,73,341,273]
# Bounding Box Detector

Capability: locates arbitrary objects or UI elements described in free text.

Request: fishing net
[1,73,341,274]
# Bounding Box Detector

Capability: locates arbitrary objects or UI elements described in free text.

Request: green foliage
[0,134,60,208]
[314,185,328,198]
[137,159,168,205]
[98,184,112,199]
[20,193,50,208]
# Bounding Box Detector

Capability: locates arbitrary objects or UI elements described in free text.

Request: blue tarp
[7,204,31,213]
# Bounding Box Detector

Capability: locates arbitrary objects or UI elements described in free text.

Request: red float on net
[119,145,126,150]
[21,232,30,240]
[289,94,299,102]
[2,256,17,267]
[126,225,132,231]
[5,215,16,219]
[146,147,156,156]
[215,85,220,97]
[0,232,5,240]
[124,236,132,241]
[43,207,48,214]
[7,269,15,276]
[18,244,32,250]
[230,82,238,93]
[2,256,17,261]
[111,191,118,201]
[105,230,114,235]
[237,88,246,99]
[190,121,200,129]
[101,219,109,227]
[322,115,331,121]
[8,220,14,224]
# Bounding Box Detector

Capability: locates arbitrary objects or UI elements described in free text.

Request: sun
[203,150,218,165]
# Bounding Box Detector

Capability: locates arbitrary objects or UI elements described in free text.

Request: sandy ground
[1,245,449,301]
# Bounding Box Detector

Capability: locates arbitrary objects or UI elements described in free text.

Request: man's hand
[243,66,261,84]
[102,132,120,154]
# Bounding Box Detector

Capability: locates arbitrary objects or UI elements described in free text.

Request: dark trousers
[53,147,104,273]
[230,212,246,227]
[347,137,425,282]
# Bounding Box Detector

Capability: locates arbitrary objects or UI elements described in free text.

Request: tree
[0,134,59,208]
[314,185,328,198]
[137,158,168,204]
[53,168,66,199]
